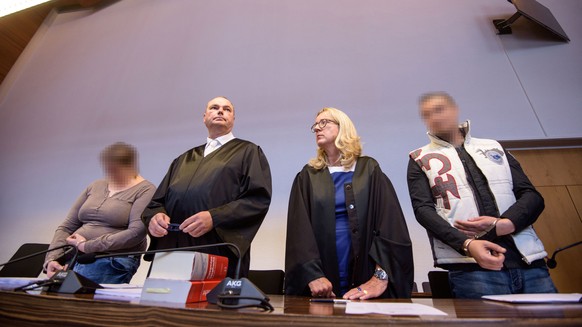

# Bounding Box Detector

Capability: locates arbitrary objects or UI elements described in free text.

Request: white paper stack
[94,284,143,300]
[482,293,582,303]
[345,302,448,316]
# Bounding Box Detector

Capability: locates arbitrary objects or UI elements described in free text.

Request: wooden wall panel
[567,185,582,224]
[510,149,582,187]
[533,186,582,293]
[511,148,582,293]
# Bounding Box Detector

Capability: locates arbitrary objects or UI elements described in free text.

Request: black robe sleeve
[140,158,179,262]
[208,145,272,256]
[367,165,414,298]
[284,169,328,295]
[141,158,177,229]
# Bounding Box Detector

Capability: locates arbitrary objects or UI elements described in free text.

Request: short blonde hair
[308,107,362,170]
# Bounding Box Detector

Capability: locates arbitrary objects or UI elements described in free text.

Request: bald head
[203,96,235,139]
[206,96,234,111]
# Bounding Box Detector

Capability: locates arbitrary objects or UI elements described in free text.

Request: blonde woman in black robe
[285,107,413,299]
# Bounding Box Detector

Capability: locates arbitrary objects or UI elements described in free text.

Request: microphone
[0,243,108,294]
[546,241,582,269]
[38,246,103,295]
[78,243,272,310]
[0,244,91,294]
[0,244,77,269]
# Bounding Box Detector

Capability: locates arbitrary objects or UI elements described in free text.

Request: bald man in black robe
[142,96,272,277]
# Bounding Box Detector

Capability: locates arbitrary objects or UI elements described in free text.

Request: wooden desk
[1,291,581,326]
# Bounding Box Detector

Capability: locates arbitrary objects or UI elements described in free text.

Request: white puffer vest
[410,121,547,265]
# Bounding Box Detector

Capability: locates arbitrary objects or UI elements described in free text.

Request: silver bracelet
[463,239,475,257]
[491,218,500,229]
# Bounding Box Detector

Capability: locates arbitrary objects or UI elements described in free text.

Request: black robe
[285,156,413,298]
[142,138,272,278]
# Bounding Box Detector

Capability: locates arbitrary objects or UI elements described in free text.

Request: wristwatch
[373,268,388,281]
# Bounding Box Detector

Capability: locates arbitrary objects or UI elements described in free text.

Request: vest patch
[477,148,504,164]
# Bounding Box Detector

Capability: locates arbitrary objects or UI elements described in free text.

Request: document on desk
[94,284,143,299]
[345,302,447,316]
[482,293,582,304]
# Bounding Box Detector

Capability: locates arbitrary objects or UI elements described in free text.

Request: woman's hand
[343,276,388,300]
[308,277,336,298]
[66,233,87,252]
[46,261,67,278]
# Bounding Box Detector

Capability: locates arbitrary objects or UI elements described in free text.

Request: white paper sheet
[94,285,143,299]
[100,283,142,289]
[345,302,448,316]
[482,293,582,303]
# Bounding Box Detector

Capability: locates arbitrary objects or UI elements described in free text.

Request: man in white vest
[407,92,556,298]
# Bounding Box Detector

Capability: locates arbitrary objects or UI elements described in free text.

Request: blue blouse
[330,169,354,296]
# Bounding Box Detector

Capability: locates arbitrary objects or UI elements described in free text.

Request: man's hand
[308,277,336,298]
[181,211,213,237]
[454,216,498,237]
[46,261,67,278]
[148,213,171,237]
[343,276,388,300]
[468,240,506,270]
[455,216,516,238]
[494,218,515,236]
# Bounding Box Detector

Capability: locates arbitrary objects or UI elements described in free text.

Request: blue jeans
[449,267,557,299]
[73,256,140,284]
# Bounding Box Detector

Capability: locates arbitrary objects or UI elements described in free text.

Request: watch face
[375,269,387,280]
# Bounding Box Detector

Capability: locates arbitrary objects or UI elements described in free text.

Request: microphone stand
[1,243,102,294]
[546,240,582,269]
[0,244,76,268]
[0,244,78,292]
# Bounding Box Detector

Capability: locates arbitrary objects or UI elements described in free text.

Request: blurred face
[103,162,134,184]
[420,96,459,137]
[203,97,234,136]
[312,112,339,149]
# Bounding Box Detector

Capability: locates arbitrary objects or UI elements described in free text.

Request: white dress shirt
[204,132,236,157]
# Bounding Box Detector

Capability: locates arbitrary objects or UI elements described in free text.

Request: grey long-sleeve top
[44,179,156,265]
